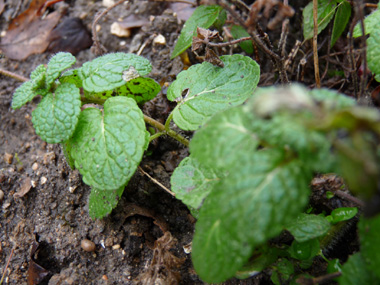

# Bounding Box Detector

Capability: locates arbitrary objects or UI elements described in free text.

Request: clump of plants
[9,1,380,284]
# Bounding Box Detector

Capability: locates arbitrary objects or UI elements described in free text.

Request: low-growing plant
[8,2,380,284]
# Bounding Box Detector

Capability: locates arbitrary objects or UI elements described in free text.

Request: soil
[0,0,376,284]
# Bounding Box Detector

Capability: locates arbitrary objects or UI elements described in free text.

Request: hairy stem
[0,68,28,82]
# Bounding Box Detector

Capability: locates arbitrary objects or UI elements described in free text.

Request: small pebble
[153,34,166,45]
[40,176,47,185]
[0,189,4,202]
[32,163,39,171]
[4,153,13,164]
[112,244,120,250]
[81,239,96,252]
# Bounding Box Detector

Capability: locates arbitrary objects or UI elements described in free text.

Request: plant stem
[143,115,189,146]
[149,131,165,142]
[164,112,174,132]
[312,0,321,88]
[0,68,28,82]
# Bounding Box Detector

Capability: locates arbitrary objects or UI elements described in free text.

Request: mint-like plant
[11,52,260,220]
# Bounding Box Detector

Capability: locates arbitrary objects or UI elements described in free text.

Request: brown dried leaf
[14,177,32,198]
[0,0,64,60]
[0,0,5,16]
[205,47,224,68]
[47,18,92,55]
[28,240,50,285]
[170,2,196,22]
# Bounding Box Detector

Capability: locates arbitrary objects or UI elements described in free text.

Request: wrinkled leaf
[190,106,259,171]
[67,97,147,190]
[331,0,351,47]
[230,25,253,54]
[32,83,81,144]
[285,213,331,242]
[367,22,380,81]
[170,156,220,212]
[78,53,152,93]
[192,149,311,283]
[89,186,125,219]
[359,214,380,279]
[338,253,379,285]
[85,77,160,104]
[11,81,37,109]
[303,0,336,40]
[45,52,76,88]
[353,9,380,37]
[171,5,222,58]
[167,54,260,130]
[30,64,47,90]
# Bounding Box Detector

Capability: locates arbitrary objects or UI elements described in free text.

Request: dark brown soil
[0,0,375,284]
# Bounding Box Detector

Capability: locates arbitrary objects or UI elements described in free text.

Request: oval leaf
[11,81,37,109]
[45,52,76,88]
[78,53,152,93]
[171,156,221,211]
[331,1,351,47]
[190,105,259,171]
[67,97,147,190]
[167,54,260,130]
[367,22,380,80]
[353,9,380,38]
[171,5,222,59]
[192,149,312,283]
[285,213,331,242]
[303,0,336,40]
[31,83,81,143]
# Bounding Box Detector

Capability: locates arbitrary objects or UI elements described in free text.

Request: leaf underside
[167,54,260,130]
[89,186,125,219]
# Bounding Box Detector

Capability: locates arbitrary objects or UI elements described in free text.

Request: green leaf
[31,83,81,144]
[59,69,83,89]
[190,105,259,172]
[285,213,331,242]
[67,97,147,190]
[45,52,76,88]
[303,0,336,40]
[78,53,152,93]
[367,22,380,80]
[359,214,380,279]
[247,86,334,173]
[167,54,260,130]
[170,156,221,212]
[288,238,320,261]
[171,5,222,59]
[85,77,161,104]
[338,253,380,285]
[192,149,311,283]
[230,25,253,54]
[61,142,75,170]
[30,64,47,90]
[327,207,358,224]
[89,186,124,219]
[11,81,37,109]
[331,1,351,47]
[353,9,380,37]
[309,88,355,110]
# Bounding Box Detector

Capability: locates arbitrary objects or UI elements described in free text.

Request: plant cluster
[9,1,380,284]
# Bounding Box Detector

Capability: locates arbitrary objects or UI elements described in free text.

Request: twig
[297,272,342,284]
[0,247,15,284]
[0,68,28,82]
[355,0,367,98]
[313,0,321,88]
[348,16,359,98]
[150,0,197,5]
[208,36,251,48]
[335,190,365,207]
[138,166,176,197]
[91,0,131,55]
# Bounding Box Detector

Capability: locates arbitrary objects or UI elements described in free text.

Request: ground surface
[0,0,375,284]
